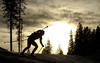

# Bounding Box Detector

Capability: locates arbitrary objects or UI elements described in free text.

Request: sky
[0,0,100,54]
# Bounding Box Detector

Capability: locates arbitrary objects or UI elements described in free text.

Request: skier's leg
[21,39,31,54]
[30,41,38,56]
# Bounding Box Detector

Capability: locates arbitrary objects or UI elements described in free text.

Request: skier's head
[40,30,45,35]
[37,30,45,35]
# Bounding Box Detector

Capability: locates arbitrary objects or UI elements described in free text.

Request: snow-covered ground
[0,47,99,63]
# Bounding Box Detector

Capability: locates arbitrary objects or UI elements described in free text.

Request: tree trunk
[18,0,21,53]
[10,13,12,52]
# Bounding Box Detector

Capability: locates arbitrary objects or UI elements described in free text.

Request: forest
[68,22,100,56]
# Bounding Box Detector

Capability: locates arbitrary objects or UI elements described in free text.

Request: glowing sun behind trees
[43,22,76,54]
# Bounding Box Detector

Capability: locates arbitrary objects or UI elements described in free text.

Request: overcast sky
[0,0,100,52]
[24,0,100,28]
[0,0,100,29]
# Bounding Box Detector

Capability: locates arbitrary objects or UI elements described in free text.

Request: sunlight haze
[43,22,76,54]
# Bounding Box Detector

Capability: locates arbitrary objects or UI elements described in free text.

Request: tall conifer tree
[74,22,83,55]
[67,30,74,55]
[2,0,19,52]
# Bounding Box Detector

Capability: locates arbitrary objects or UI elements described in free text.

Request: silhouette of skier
[21,30,45,57]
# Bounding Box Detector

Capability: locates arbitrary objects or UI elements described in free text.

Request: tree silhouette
[91,29,96,53]
[2,0,19,52]
[74,22,83,55]
[82,26,91,55]
[95,26,100,50]
[16,0,26,53]
[2,0,26,52]
[68,22,100,56]
[56,43,63,55]
[42,39,52,54]
[67,30,74,55]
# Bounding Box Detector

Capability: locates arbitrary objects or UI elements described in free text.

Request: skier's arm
[40,37,44,47]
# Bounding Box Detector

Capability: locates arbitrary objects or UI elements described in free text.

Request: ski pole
[37,47,43,54]
[4,39,27,43]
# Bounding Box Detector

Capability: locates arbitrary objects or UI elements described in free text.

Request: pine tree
[2,0,19,52]
[56,43,63,55]
[95,26,100,50]
[67,30,74,55]
[74,22,83,55]
[90,29,96,54]
[16,0,26,53]
[83,26,91,55]
[42,39,52,54]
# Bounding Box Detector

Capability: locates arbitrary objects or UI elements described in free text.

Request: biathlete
[21,30,45,57]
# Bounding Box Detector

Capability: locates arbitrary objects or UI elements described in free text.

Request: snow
[0,47,99,63]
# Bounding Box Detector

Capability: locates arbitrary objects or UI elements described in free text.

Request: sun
[43,22,76,55]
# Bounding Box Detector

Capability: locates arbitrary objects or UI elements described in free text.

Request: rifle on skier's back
[4,26,48,43]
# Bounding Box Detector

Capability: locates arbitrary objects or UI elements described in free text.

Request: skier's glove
[42,45,44,47]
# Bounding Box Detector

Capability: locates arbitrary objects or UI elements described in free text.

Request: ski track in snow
[0,47,99,63]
